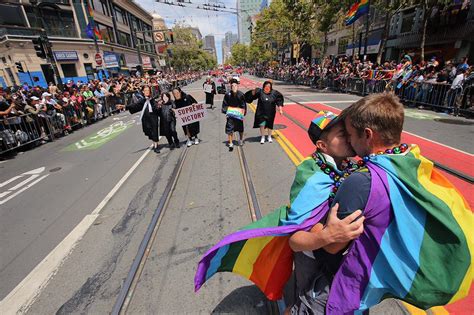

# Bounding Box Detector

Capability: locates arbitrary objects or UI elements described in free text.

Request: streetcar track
[112,121,278,313]
[112,147,189,315]
[241,78,473,184]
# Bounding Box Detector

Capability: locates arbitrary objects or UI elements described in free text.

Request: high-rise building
[204,35,217,60]
[237,0,262,45]
[222,32,238,63]
[0,0,163,88]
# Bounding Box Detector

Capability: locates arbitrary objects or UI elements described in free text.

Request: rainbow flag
[196,145,473,312]
[326,145,473,313]
[345,0,369,26]
[85,0,102,40]
[195,155,335,300]
[226,107,245,121]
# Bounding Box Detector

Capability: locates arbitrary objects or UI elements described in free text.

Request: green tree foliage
[168,23,216,71]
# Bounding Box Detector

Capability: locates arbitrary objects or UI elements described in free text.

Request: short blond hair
[341,93,404,146]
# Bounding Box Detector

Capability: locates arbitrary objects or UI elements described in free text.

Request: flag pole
[363,0,371,61]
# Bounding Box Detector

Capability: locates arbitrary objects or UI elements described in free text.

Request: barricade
[1,113,45,154]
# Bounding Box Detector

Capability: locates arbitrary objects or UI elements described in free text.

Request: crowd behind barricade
[0,71,203,156]
[251,55,474,117]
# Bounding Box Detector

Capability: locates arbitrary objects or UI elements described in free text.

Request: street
[0,77,472,314]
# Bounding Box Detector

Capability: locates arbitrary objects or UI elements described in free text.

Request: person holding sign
[222,79,246,152]
[244,80,284,144]
[117,85,162,153]
[172,87,200,147]
[203,76,216,109]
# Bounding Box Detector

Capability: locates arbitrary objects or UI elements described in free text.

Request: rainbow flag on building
[345,0,369,26]
[195,145,474,312]
[85,0,102,40]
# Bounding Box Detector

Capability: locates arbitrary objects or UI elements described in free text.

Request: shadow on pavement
[211,285,272,314]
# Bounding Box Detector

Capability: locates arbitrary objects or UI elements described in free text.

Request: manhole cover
[273,124,287,130]
[49,167,62,172]
[434,118,474,125]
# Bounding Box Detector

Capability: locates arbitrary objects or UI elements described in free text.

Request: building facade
[0,0,162,88]
[237,0,261,45]
[221,31,238,64]
[204,35,217,60]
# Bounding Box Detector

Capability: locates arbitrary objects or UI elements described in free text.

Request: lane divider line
[0,144,155,314]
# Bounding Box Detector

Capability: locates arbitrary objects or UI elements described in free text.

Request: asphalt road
[1,76,472,314]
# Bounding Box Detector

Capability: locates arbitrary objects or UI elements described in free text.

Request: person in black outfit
[222,79,246,151]
[172,87,200,147]
[158,92,180,149]
[244,80,284,144]
[119,85,161,153]
[203,76,216,109]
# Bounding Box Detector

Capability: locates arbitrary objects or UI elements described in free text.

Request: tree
[167,23,216,71]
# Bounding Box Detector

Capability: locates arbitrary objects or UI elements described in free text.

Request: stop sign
[95,53,103,66]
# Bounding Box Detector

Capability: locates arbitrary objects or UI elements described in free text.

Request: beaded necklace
[312,143,409,201]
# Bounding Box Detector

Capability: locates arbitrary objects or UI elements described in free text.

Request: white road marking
[0,168,49,205]
[0,176,22,188]
[0,145,154,314]
[0,175,49,206]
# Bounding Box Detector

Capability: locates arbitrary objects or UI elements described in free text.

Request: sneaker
[175,142,180,148]
[169,144,175,150]
[194,138,199,145]
[229,143,234,151]
[260,136,265,144]
[239,140,243,146]
[268,136,273,143]
[154,147,161,153]
[187,139,193,147]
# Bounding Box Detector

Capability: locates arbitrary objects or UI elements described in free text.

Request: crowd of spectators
[0,70,203,156]
[252,55,474,116]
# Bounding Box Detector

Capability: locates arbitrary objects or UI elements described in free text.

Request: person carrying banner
[203,76,216,109]
[222,79,246,151]
[172,87,200,147]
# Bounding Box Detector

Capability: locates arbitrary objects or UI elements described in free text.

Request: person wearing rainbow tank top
[289,93,473,314]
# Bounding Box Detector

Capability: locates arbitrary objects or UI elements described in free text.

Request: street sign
[95,52,103,66]
[154,31,165,42]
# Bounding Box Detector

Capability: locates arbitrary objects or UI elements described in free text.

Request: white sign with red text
[174,103,207,126]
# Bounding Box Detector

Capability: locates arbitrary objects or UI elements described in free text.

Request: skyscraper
[222,32,238,63]
[237,0,262,45]
[204,35,217,60]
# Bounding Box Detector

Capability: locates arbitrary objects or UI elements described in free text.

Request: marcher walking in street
[158,92,180,150]
[222,79,246,151]
[118,85,162,153]
[203,76,216,109]
[245,80,284,144]
[172,87,200,147]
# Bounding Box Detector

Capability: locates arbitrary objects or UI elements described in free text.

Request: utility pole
[363,0,371,61]
[132,27,143,73]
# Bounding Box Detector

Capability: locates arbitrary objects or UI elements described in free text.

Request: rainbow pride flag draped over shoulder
[326,145,473,313]
[195,155,335,300]
[345,0,369,26]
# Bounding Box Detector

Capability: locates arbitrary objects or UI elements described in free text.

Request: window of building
[118,31,131,47]
[91,0,109,16]
[96,23,115,43]
[114,6,128,25]
[131,16,140,31]
[61,64,77,77]
[25,6,78,38]
[0,4,28,27]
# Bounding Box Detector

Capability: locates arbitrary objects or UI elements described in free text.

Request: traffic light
[15,62,24,73]
[32,37,46,59]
